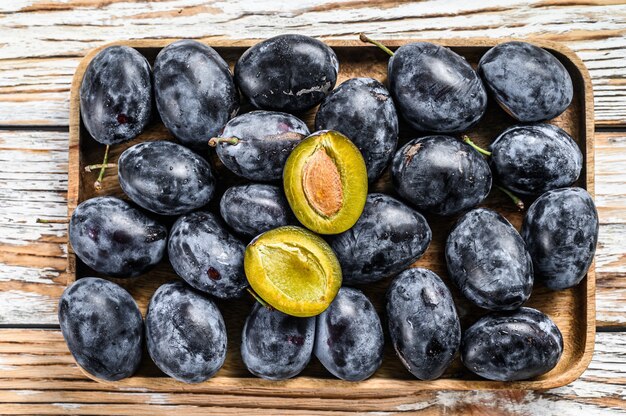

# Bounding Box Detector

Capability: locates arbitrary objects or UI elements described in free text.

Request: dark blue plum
[168,211,247,299]
[387,268,461,380]
[69,196,167,278]
[235,34,339,113]
[315,77,398,181]
[145,281,227,383]
[80,46,152,145]
[211,111,309,181]
[478,41,573,122]
[220,183,295,238]
[154,40,239,149]
[58,277,143,381]
[118,141,215,216]
[521,187,598,290]
[314,287,384,381]
[241,303,315,380]
[387,42,487,133]
[330,193,431,284]
[490,124,582,195]
[446,208,533,310]
[461,307,563,381]
[391,136,492,216]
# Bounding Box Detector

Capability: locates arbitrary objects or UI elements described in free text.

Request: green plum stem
[359,33,395,57]
[84,163,116,173]
[36,218,68,224]
[463,136,492,157]
[93,144,110,192]
[496,185,525,210]
[246,287,274,310]
[208,137,240,147]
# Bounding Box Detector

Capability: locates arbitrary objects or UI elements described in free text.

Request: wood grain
[0,329,624,415]
[0,1,624,126]
[0,0,624,413]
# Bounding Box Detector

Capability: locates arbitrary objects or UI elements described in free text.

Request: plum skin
[168,211,247,299]
[386,268,461,380]
[446,208,533,310]
[388,42,487,133]
[330,193,431,284]
[80,46,152,145]
[391,136,492,216]
[154,39,239,149]
[489,124,582,195]
[58,277,143,381]
[314,287,384,381]
[315,77,399,181]
[118,141,216,216]
[521,187,598,290]
[241,303,315,380]
[69,196,167,278]
[478,41,573,122]
[145,281,227,383]
[214,111,310,181]
[235,34,339,113]
[461,307,563,381]
[220,183,295,238]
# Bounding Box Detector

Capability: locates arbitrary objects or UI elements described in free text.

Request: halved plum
[283,130,367,234]
[244,226,342,317]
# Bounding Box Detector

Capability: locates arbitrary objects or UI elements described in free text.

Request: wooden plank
[1,129,625,327]
[0,329,623,414]
[0,129,625,327]
[0,1,624,125]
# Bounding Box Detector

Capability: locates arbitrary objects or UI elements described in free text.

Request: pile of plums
[60,34,598,384]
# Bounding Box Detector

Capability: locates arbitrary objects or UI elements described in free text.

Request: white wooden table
[0,1,624,414]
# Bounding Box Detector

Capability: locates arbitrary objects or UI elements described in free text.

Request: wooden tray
[67,38,595,393]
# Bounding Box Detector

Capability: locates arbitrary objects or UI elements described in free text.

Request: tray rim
[67,37,596,393]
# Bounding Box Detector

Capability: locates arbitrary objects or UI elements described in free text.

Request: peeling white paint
[395,402,432,411]
[52,403,82,410]
[148,393,170,405]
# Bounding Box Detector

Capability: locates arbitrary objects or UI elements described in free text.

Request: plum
[69,196,167,278]
[80,46,152,145]
[58,277,143,381]
[244,226,342,318]
[146,281,227,383]
[315,77,398,181]
[478,41,573,122]
[154,40,239,149]
[489,124,582,195]
[461,307,563,381]
[330,193,431,284]
[210,111,309,181]
[387,268,461,380]
[361,35,487,133]
[235,34,338,112]
[118,141,215,216]
[241,303,315,380]
[283,130,368,235]
[168,211,247,299]
[314,287,384,381]
[220,184,295,238]
[446,208,533,310]
[521,187,598,290]
[392,136,492,216]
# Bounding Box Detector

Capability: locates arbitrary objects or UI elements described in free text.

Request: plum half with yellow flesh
[244,226,342,317]
[283,130,367,235]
